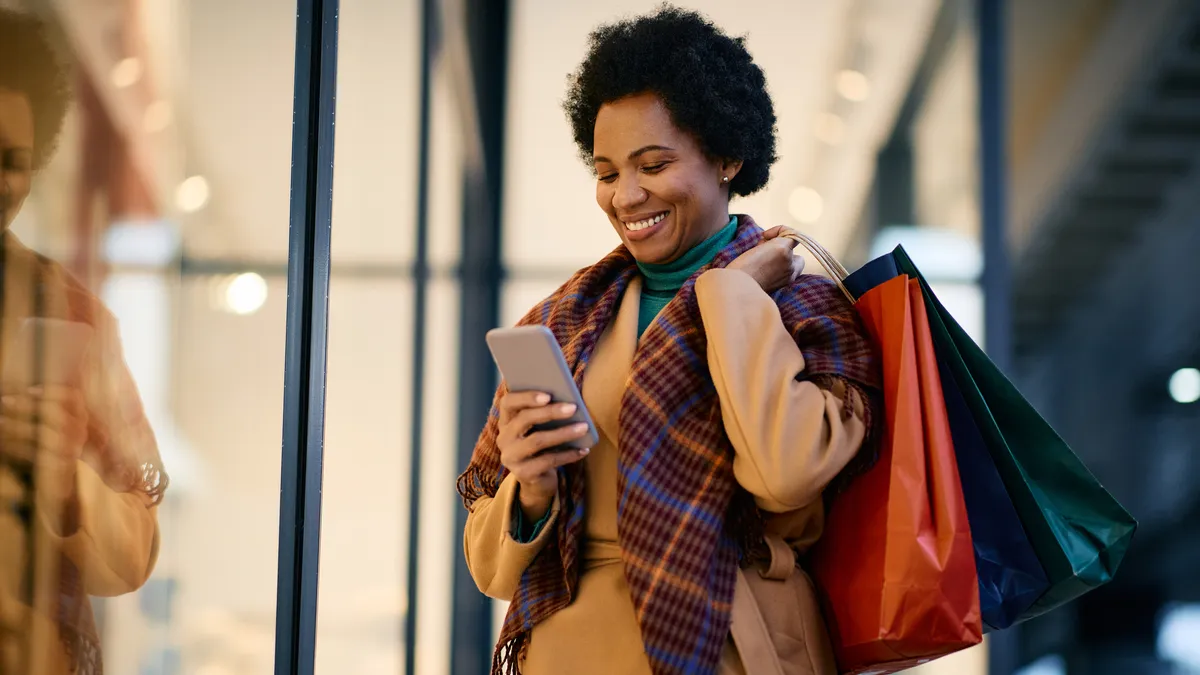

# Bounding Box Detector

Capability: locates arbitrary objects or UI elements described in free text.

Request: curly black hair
[564,5,777,198]
[0,9,72,170]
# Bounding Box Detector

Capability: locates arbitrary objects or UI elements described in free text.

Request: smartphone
[2,318,95,389]
[485,325,599,450]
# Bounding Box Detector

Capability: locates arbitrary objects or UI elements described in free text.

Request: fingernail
[573,423,589,432]
[536,393,551,405]
[559,403,577,414]
[579,448,590,456]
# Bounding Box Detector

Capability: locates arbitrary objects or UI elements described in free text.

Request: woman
[0,10,166,674]
[458,7,880,675]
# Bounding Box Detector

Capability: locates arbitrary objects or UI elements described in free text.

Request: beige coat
[465,269,867,674]
[0,235,161,674]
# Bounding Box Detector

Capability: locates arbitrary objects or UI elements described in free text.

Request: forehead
[593,93,693,159]
[0,87,35,148]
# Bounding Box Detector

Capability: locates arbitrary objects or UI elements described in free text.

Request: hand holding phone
[495,391,590,518]
[487,326,597,519]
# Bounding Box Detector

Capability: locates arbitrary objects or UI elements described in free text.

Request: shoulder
[7,236,113,327]
[513,265,592,328]
[515,249,631,328]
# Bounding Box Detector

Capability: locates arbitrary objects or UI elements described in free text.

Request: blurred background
[1,0,1198,673]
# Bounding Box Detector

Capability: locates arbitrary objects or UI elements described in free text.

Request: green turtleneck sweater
[635,216,738,337]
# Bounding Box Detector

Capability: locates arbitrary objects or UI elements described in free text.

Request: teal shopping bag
[889,246,1137,619]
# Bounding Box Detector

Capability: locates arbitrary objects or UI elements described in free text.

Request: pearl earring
[721,176,729,183]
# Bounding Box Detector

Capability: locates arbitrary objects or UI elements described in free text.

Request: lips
[620,211,670,243]
[624,211,667,231]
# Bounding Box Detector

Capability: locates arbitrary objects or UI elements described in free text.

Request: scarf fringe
[492,632,528,675]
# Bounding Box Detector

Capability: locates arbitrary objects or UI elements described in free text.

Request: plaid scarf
[458,216,880,675]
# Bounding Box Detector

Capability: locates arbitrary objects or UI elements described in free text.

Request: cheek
[658,179,700,213]
[596,183,613,214]
[3,171,32,202]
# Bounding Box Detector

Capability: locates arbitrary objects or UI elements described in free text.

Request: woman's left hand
[0,385,88,505]
[727,225,805,293]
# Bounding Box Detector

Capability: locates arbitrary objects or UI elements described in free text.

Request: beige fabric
[0,235,161,674]
[464,473,562,601]
[463,269,866,674]
[730,550,837,675]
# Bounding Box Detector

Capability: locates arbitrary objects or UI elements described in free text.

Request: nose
[611,174,647,212]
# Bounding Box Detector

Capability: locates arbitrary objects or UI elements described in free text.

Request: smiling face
[0,87,34,230]
[593,93,741,264]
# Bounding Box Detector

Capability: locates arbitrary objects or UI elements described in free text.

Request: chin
[622,239,668,265]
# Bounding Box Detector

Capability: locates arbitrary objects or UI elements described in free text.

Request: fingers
[761,225,785,240]
[1,392,86,432]
[508,403,579,439]
[523,423,590,457]
[791,255,806,282]
[498,390,551,424]
[520,446,590,477]
[0,395,37,418]
[501,420,589,466]
[774,229,801,251]
[0,417,78,461]
[29,385,86,409]
[0,416,37,463]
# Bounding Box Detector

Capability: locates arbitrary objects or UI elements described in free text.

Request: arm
[464,474,560,600]
[37,463,159,596]
[696,268,868,513]
[45,309,162,596]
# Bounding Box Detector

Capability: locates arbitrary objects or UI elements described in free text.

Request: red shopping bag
[809,275,982,674]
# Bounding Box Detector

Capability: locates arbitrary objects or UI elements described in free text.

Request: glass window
[912,23,981,238]
[318,2,462,672]
[0,1,294,673]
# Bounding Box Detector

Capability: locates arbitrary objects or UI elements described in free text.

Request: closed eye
[2,149,32,173]
[641,162,668,174]
[598,173,618,183]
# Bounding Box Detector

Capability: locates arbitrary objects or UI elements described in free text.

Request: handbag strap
[761,534,796,581]
[778,229,856,304]
[731,570,788,675]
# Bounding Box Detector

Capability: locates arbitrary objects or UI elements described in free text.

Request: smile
[624,212,667,232]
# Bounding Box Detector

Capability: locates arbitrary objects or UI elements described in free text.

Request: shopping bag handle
[778,228,856,304]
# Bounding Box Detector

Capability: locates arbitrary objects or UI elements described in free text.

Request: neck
[636,215,738,292]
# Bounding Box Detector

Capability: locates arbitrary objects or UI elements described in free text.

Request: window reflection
[0,2,293,672]
[0,9,166,674]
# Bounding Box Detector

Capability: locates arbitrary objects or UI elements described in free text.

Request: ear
[719,159,744,183]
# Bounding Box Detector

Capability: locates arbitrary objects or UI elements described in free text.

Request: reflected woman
[0,9,166,675]
[459,7,881,675]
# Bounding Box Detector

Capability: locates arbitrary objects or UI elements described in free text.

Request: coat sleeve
[696,268,868,513]
[464,474,561,600]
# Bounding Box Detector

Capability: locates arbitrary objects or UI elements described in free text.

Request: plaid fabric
[458,216,880,675]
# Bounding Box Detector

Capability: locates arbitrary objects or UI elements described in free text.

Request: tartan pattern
[458,216,880,674]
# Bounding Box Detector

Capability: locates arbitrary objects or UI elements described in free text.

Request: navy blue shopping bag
[843,251,1049,631]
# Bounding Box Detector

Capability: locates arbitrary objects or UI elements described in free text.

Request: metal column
[273,1,339,673]
[451,0,511,673]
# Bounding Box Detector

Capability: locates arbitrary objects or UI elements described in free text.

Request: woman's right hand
[497,391,591,521]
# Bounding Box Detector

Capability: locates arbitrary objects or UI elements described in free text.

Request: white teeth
[625,212,667,231]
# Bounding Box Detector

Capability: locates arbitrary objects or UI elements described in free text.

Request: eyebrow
[593,144,676,164]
